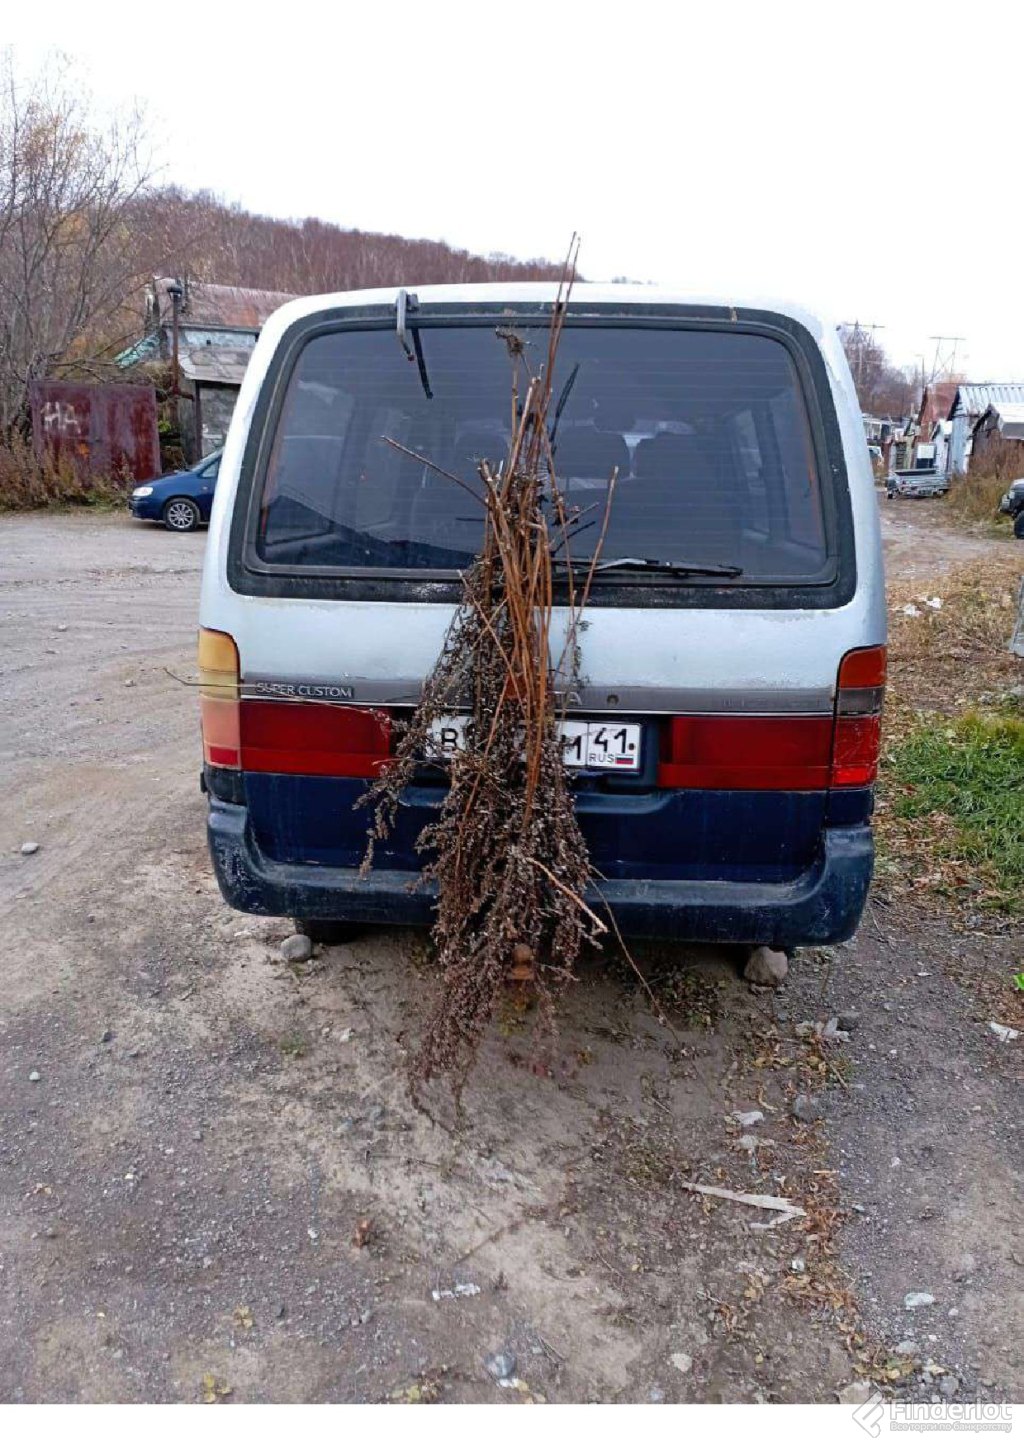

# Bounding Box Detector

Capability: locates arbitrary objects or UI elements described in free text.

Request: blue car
[129,450,222,532]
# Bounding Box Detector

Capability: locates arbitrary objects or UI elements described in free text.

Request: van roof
[264,282,831,344]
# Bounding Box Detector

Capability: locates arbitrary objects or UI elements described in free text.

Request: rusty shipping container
[29,381,161,485]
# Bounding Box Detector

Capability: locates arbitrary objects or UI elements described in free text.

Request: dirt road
[1,508,1020,1404]
[877,497,1020,579]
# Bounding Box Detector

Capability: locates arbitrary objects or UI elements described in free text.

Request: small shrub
[942,470,1014,528]
[0,435,131,511]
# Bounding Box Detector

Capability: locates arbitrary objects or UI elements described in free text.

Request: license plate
[428,716,642,772]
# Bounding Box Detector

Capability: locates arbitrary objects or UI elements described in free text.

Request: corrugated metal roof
[152,277,295,332]
[178,346,253,386]
[994,401,1024,425]
[950,382,1024,418]
[115,330,161,369]
[992,402,1024,439]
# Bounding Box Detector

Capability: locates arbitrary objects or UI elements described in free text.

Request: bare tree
[0,48,564,441]
[840,325,916,418]
[126,187,567,301]
[0,50,153,434]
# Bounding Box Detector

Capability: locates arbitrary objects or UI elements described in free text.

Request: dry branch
[361,240,621,1095]
[679,1181,806,1225]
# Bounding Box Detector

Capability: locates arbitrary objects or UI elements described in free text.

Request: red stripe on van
[657,715,835,790]
[236,648,885,791]
[239,700,391,777]
[657,712,882,791]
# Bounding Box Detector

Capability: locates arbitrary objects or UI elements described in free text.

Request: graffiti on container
[41,400,83,437]
[29,380,160,486]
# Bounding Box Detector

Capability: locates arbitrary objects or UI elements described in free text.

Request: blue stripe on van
[242,774,873,884]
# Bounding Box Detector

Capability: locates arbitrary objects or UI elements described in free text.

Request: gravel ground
[0,508,1020,1404]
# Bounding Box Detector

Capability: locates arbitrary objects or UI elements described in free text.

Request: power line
[927,335,966,383]
[841,321,886,391]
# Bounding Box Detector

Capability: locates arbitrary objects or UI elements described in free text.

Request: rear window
[254,324,828,583]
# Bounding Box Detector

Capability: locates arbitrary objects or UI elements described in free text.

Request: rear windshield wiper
[549,361,580,447]
[557,556,744,578]
[395,288,433,400]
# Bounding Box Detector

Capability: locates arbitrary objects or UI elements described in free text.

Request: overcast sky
[8,1,1023,379]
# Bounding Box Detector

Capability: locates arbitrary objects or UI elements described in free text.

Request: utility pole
[167,279,183,397]
[914,356,928,416]
[928,335,966,382]
[842,321,885,396]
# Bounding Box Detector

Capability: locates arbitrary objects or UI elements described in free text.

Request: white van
[198,284,886,946]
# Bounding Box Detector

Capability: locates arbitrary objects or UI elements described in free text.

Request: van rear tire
[295,918,362,945]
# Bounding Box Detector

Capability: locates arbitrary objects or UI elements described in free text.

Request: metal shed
[178,346,255,457]
[947,382,1024,474]
[117,277,295,463]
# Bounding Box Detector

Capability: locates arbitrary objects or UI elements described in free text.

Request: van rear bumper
[207,797,873,948]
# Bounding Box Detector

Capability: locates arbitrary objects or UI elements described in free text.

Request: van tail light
[198,628,241,768]
[832,645,886,787]
[656,646,886,792]
[198,631,391,778]
[237,700,391,777]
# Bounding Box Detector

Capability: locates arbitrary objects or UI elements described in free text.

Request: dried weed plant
[361,243,621,1097]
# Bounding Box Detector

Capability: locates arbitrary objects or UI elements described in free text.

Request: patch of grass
[278,1030,311,1058]
[884,712,1024,912]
